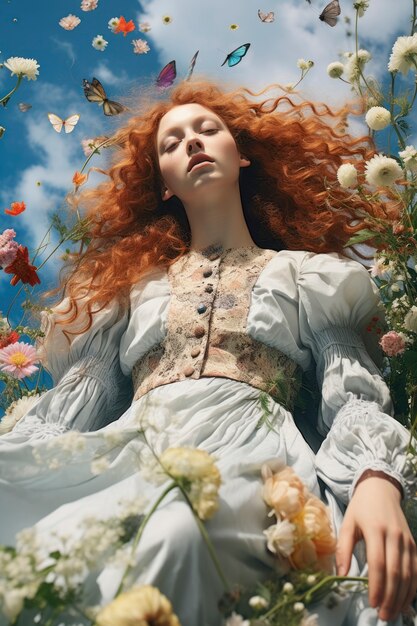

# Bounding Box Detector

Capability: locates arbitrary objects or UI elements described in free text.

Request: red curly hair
[41,78,399,338]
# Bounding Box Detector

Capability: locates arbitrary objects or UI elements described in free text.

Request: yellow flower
[159,447,221,520]
[162,15,172,25]
[95,585,182,626]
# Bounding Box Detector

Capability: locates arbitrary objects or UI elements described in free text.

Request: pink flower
[132,39,150,54]
[81,0,98,10]
[59,14,81,30]
[379,331,406,357]
[0,229,19,268]
[0,341,40,379]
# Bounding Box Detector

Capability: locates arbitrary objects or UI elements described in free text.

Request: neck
[183,183,256,251]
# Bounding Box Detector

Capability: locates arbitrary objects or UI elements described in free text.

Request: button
[197,304,207,314]
[203,269,212,278]
[194,325,205,338]
[190,347,201,357]
[183,366,195,377]
[205,285,213,293]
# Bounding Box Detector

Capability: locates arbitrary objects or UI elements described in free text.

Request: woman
[0,79,416,626]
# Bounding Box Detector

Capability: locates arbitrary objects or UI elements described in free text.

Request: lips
[187,153,215,172]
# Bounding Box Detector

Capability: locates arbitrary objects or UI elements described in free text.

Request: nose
[187,136,204,153]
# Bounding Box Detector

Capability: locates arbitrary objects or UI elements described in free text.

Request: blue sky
[0,0,414,411]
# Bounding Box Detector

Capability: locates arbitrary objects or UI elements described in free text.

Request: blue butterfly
[221,43,251,67]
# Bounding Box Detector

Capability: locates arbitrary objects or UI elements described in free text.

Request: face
[156,103,250,203]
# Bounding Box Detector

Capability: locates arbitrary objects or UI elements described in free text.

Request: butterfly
[258,9,275,23]
[221,43,251,67]
[156,60,176,88]
[319,0,341,26]
[18,102,32,112]
[185,50,199,82]
[47,113,80,133]
[82,78,125,116]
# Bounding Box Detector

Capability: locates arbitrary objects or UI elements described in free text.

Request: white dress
[0,247,414,626]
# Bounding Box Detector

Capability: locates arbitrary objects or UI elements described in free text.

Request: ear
[239,155,251,168]
[161,185,174,201]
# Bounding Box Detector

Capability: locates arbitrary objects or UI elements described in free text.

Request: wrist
[352,469,404,500]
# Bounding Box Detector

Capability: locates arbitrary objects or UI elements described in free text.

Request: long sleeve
[297,252,416,505]
[3,296,133,442]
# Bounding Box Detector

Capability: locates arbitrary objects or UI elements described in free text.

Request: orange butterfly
[47,113,80,133]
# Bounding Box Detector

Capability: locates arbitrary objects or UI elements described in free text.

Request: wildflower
[248,595,269,609]
[92,35,108,51]
[114,16,135,36]
[283,582,294,593]
[91,457,110,475]
[139,22,151,33]
[344,49,371,83]
[336,163,358,188]
[72,171,88,188]
[399,145,417,173]
[81,0,98,10]
[3,245,40,286]
[59,14,81,30]
[225,613,250,626]
[294,602,305,612]
[354,1,369,17]
[162,15,173,24]
[4,57,40,81]
[95,585,181,626]
[4,201,26,216]
[0,330,20,349]
[264,518,296,557]
[108,17,120,32]
[388,33,417,75]
[404,306,417,332]
[132,39,150,54]
[0,229,19,268]
[0,342,40,379]
[327,61,345,78]
[0,393,43,434]
[81,136,108,157]
[301,614,319,626]
[364,154,403,187]
[297,59,314,71]
[365,106,391,131]
[368,257,388,278]
[379,331,407,357]
[159,447,221,520]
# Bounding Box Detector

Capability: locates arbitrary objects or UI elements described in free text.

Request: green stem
[115,482,177,596]
[0,75,23,106]
[176,483,231,592]
[303,575,368,605]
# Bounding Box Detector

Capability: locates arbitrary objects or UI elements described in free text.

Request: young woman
[0,79,416,626]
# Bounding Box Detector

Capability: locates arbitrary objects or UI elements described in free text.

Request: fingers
[335,516,356,576]
[400,538,417,614]
[377,531,402,621]
[366,532,386,611]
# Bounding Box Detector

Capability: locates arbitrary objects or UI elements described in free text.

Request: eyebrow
[158,114,221,144]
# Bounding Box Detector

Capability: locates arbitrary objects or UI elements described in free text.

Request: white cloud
[50,37,77,68]
[90,61,130,87]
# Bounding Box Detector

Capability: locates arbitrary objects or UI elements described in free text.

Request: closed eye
[164,128,219,152]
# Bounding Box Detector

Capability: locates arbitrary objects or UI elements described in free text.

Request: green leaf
[345,229,379,246]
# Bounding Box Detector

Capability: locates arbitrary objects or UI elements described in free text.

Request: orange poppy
[3,245,41,286]
[114,16,135,36]
[4,201,26,216]
[72,171,88,187]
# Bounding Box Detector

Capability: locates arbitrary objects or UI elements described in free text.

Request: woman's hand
[336,476,417,622]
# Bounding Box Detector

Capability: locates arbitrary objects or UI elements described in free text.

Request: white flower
[4,57,40,80]
[81,0,98,10]
[388,33,417,75]
[91,457,110,475]
[92,35,108,51]
[364,154,403,187]
[354,1,369,17]
[365,106,391,131]
[294,602,305,612]
[249,595,269,609]
[225,612,250,626]
[327,62,344,78]
[132,39,150,54]
[399,145,417,173]
[283,582,294,593]
[297,59,314,71]
[368,257,389,278]
[1,588,25,621]
[138,22,151,33]
[307,574,317,585]
[1,393,43,434]
[336,163,358,188]
[59,14,81,30]
[345,49,371,83]
[301,613,320,626]
[263,518,296,557]
[108,17,120,32]
[404,306,417,332]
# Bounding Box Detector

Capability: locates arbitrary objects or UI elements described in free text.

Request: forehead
[157,103,223,138]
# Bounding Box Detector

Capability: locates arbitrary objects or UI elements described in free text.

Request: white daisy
[4,57,40,80]
[108,17,120,32]
[388,33,417,75]
[364,154,403,187]
[92,35,108,52]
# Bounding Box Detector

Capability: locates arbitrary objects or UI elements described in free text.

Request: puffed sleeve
[297,252,416,505]
[2,296,133,442]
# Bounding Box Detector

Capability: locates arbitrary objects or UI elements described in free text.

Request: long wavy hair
[41,78,400,339]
